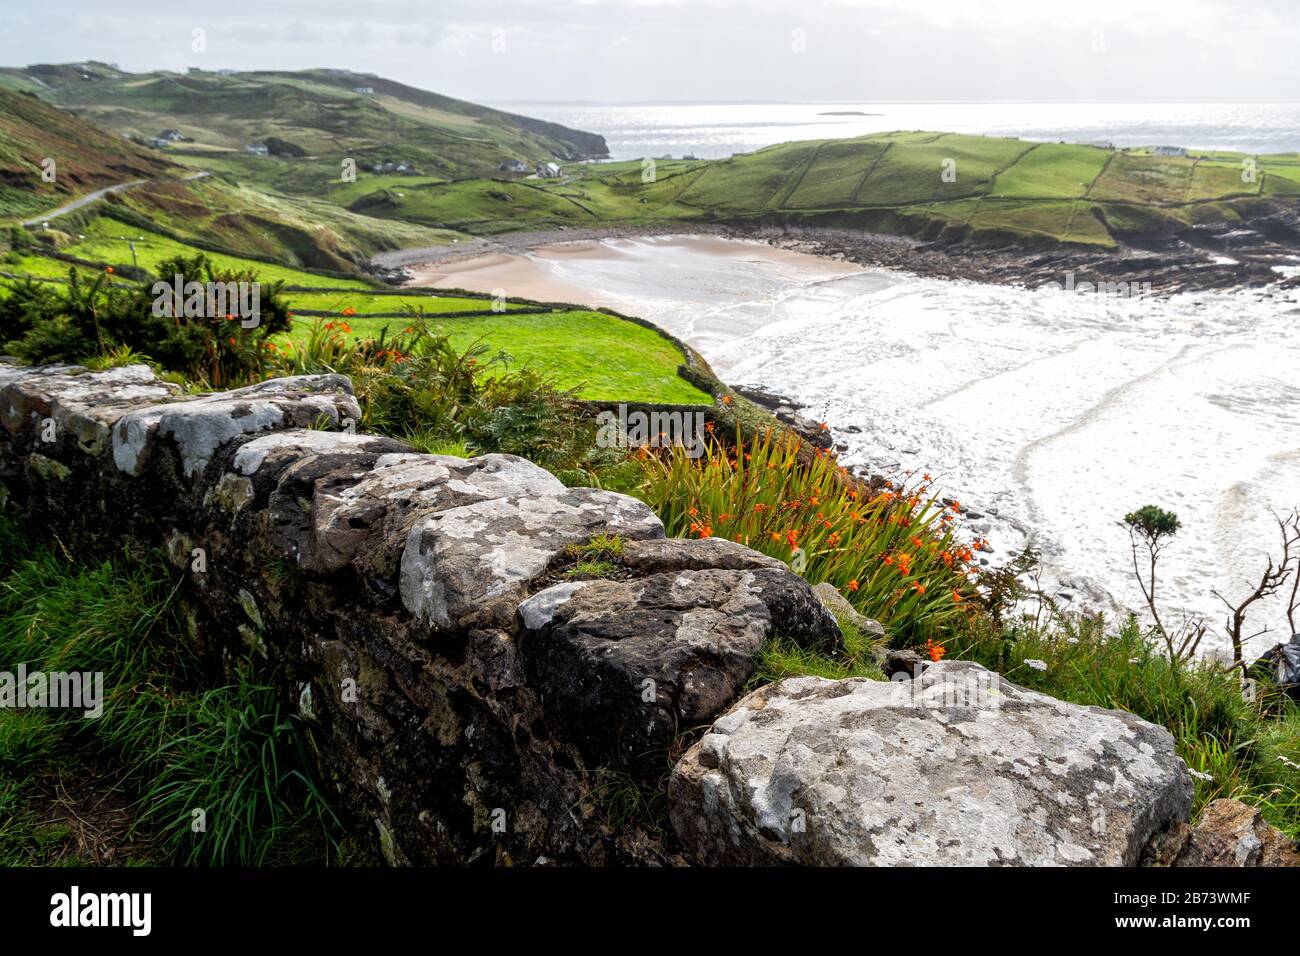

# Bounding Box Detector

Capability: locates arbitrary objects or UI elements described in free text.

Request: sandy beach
[404,233,864,307]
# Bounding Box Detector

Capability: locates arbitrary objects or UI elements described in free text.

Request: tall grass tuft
[0,515,340,864]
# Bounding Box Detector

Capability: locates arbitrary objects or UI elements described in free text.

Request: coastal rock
[669,662,1192,866]
[520,562,842,773]
[111,373,360,477]
[0,363,180,455]
[1143,799,1300,867]
[399,488,665,630]
[264,450,565,575]
[812,581,886,639]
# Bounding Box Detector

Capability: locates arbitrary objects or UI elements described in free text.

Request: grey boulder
[670,661,1193,866]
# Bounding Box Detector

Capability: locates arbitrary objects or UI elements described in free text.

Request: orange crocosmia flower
[926,639,946,662]
[688,507,699,517]
[882,554,895,566]
[769,531,783,543]
[227,337,236,346]
[846,580,859,591]
[949,501,961,512]
[818,422,829,431]
[912,581,926,595]
[911,536,923,549]
[896,553,913,575]
[721,394,733,405]
[952,590,963,604]
[105,266,114,274]
[341,307,357,316]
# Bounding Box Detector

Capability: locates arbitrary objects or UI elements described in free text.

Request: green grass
[0,513,341,865]
[283,290,523,315]
[677,141,820,212]
[283,309,712,404]
[784,140,889,209]
[970,198,1113,246]
[750,616,886,686]
[347,178,599,233]
[2,64,607,187]
[989,142,1110,199]
[349,129,1296,250]
[61,215,374,288]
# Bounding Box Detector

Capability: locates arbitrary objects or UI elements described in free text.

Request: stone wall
[2,362,1251,867]
[0,361,840,865]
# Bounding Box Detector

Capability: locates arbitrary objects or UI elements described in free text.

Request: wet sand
[405,234,864,308]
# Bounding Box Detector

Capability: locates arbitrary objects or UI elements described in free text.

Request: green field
[283,309,712,404]
[988,143,1110,199]
[59,216,374,289]
[283,290,527,314]
[7,65,1300,255]
[334,129,1300,249]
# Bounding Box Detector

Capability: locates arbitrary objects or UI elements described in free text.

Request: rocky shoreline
[373,220,1300,296]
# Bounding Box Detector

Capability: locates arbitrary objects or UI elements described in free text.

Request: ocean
[490,101,1300,159]
[416,236,1300,662]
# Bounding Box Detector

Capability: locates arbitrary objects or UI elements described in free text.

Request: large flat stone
[400,488,664,630]
[669,661,1193,866]
[519,564,841,773]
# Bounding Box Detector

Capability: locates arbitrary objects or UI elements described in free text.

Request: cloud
[0,0,1293,103]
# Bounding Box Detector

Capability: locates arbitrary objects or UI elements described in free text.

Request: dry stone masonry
[0,361,1231,866]
[0,361,837,864]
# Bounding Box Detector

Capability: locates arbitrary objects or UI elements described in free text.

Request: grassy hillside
[353,131,1300,249]
[0,86,176,220]
[0,62,607,195]
[10,64,1293,253]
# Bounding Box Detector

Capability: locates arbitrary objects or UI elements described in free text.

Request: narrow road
[20,170,210,227]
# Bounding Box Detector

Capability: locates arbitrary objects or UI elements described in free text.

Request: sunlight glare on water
[527,236,1300,659]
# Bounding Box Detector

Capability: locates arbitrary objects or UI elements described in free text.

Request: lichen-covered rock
[812,581,886,639]
[1,363,180,455]
[400,488,665,630]
[112,373,359,477]
[283,452,567,576]
[520,564,842,774]
[1143,798,1300,867]
[669,662,1193,866]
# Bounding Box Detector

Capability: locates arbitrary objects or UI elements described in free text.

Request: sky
[1,0,1296,105]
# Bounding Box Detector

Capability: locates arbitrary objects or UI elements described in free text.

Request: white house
[353,86,375,95]
[536,161,562,178]
[243,142,269,156]
[1153,146,1188,157]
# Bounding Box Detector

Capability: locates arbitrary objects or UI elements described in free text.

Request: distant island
[818,110,881,116]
